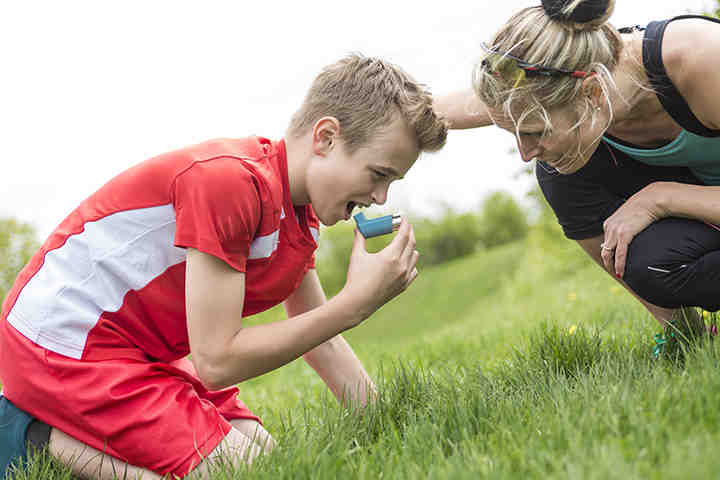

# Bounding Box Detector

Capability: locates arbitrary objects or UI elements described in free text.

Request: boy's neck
[283,134,311,206]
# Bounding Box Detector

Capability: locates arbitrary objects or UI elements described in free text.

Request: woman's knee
[623,218,720,309]
[623,225,687,308]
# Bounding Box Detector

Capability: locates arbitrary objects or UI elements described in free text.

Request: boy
[0,53,447,479]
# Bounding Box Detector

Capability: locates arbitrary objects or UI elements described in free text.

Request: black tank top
[642,15,720,137]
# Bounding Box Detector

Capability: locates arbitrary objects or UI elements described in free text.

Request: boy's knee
[0,396,50,478]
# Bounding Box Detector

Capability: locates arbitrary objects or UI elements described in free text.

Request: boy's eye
[371,169,387,179]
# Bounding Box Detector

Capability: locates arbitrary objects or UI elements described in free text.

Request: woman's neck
[605,32,683,146]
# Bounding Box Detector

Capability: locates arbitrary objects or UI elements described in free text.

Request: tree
[0,218,39,304]
[477,191,529,249]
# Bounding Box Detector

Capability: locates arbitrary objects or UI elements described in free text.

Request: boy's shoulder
[172,136,286,204]
[177,136,289,235]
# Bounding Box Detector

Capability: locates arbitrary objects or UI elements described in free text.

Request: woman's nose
[518,139,541,162]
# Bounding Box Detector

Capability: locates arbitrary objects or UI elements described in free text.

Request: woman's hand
[602,183,667,278]
[340,218,419,323]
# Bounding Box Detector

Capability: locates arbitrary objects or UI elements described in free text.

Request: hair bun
[541,0,612,23]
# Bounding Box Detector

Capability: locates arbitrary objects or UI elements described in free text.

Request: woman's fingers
[614,236,630,278]
[603,223,632,278]
[600,239,615,272]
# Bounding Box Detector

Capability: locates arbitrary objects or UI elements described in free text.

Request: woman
[436,0,720,337]
[0,54,448,479]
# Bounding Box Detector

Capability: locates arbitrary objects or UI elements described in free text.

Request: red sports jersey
[2,136,319,362]
[0,136,320,476]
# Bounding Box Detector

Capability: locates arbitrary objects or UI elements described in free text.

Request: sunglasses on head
[480,43,589,87]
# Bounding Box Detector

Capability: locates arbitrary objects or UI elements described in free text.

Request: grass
[10,236,720,479]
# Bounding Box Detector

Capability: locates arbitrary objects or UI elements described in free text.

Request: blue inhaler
[353,212,402,238]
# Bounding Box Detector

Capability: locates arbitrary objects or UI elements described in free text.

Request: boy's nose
[372,186,389,206]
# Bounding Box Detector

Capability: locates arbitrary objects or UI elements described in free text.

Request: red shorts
[0,320,261,478]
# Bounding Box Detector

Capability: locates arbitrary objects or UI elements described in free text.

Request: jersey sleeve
[172,158,261,272]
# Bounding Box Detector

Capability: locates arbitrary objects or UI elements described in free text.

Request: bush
[412,209,482,267]
[477,191,529,249]
[0,218,39,304]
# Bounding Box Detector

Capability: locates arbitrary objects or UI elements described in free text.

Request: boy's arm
[283,269,376,408]
[185,248,364,390]
[186,220,418,391]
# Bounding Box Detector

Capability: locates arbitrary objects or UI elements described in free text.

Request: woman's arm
[664,18,720,131]
[434,89,493,129]
[283,269,376,408]
[601,182,720,277]
[652,182,720,225]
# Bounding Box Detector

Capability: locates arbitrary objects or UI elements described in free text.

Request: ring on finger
[600,242,615,252]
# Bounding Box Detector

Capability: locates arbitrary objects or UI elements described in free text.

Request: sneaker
[0,395,35,479]
[653,307,708,360]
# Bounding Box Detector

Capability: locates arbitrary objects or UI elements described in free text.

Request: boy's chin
[317,211,342,227]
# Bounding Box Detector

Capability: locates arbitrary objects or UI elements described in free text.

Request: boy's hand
[341,218,419,323]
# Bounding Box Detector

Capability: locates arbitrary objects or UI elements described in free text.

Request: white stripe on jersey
[8,204,186,359]
[310,227,319,244]
[248,230,280,259]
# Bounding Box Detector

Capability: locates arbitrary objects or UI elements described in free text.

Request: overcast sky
[1,0,713,239]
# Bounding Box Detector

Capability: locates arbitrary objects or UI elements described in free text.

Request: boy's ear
[311,117,341,156]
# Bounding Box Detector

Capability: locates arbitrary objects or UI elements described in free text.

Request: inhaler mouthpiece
[353,212,402,238]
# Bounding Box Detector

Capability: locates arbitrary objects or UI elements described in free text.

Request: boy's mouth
[345,201,357,219]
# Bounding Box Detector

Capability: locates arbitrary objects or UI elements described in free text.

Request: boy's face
[307,117,419,226]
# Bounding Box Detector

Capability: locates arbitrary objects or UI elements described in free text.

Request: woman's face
[493,105,607,174]
[306,117,419,226]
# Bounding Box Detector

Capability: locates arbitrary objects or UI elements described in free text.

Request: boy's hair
[288,53,448,154]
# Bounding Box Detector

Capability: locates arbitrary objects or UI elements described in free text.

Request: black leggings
[624,217,720,311]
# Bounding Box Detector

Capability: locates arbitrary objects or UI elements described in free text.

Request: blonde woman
[437,0,720,335]
[0,54,447,479]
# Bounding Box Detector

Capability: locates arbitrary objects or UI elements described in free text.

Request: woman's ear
[581,73,604,109]
[311,116,341,156]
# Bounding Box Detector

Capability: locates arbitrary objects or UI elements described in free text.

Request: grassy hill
[15,234,720,479]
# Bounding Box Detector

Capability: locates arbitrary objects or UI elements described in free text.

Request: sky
[1,0,713,239]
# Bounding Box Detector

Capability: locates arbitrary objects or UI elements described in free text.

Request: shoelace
[652,332,672,359]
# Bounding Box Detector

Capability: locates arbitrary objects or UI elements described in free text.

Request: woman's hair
[288,53,448,154]
[472,0,623,142]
